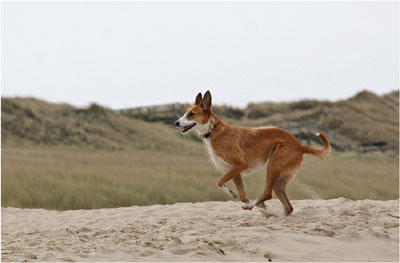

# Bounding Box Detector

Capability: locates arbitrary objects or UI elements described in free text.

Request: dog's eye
[188,112,195,117]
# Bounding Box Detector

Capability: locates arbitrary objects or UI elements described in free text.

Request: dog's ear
[201,90,212,110]
[195,92,202,105]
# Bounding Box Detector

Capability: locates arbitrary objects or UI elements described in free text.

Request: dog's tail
[302,132,331,160]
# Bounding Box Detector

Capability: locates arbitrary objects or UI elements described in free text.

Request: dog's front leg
[217,164,247,200]
[233,175,249,203]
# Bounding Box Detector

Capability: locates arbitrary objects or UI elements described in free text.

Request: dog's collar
[200,122,219,139]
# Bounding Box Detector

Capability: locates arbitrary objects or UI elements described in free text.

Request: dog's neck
[197,112,228,139]
[201,121,219,139]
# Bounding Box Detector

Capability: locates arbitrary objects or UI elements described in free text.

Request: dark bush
[290,100,317,110]
[247,108,267,119]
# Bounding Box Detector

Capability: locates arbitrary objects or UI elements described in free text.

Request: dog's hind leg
[242,146,302,211]
[273,175,294,216]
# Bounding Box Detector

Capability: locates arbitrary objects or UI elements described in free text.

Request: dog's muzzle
[174,119,196,133]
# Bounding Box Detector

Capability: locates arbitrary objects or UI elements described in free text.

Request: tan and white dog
[175,91,330,215]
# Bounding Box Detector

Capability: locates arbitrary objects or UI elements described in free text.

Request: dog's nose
[174,121,180,127]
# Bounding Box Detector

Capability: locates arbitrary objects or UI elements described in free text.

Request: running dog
[174,91,330,215]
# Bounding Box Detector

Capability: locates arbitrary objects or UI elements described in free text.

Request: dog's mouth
[181,123,196,133]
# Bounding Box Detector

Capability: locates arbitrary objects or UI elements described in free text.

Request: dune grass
[1,95,398,210]
[2,145,398,210]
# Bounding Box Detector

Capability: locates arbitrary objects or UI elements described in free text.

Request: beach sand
[2,198,399,262]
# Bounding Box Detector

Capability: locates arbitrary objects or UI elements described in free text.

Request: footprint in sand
[169,247,193,255]
[140,250,155,257]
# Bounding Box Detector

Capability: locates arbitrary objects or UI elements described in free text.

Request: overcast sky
[1,1,399,109]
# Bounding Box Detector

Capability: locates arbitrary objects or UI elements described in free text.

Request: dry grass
[245,152,399,201]
[1,97,200,154]
[235,90,399,151]
[2,146,398,210]
[3,90,399,153]
[2,146,222,210]
[1,95,398,210]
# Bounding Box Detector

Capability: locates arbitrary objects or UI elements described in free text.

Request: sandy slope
[2,198,399,262]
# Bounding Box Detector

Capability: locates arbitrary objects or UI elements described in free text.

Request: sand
[1,198,399,262]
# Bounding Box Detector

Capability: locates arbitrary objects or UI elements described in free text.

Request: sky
[1,1,399,109]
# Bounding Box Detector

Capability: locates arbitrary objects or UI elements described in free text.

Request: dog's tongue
[183,123,195,132]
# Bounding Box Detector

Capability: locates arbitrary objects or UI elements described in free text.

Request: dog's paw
[242,205,253,210]
[228,189,238,199]
[218,184,238,199]
[242,200,257,210]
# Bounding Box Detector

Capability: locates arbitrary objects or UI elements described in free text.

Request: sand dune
[2,198,399,262]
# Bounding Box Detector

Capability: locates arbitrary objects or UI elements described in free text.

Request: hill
[119,90,399,153]
[1,97,199,154]
[2,90,399,153]
[241,90,399,152]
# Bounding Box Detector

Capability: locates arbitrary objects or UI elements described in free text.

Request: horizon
[2,88,397,110]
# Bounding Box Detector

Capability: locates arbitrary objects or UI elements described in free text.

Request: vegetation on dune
[1,97,199,154]
[1,91,399,210]
[241,90,399,152]
[120,90,399,153]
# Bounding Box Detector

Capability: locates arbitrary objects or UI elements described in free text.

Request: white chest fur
[203,139,232,172]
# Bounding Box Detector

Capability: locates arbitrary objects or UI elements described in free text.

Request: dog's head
[174,91,212,134]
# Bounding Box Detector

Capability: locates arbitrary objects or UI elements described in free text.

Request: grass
[1,95,398,210]
[2,146,398,210]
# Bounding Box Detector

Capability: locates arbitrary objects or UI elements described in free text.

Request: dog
[174,91,330,215]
